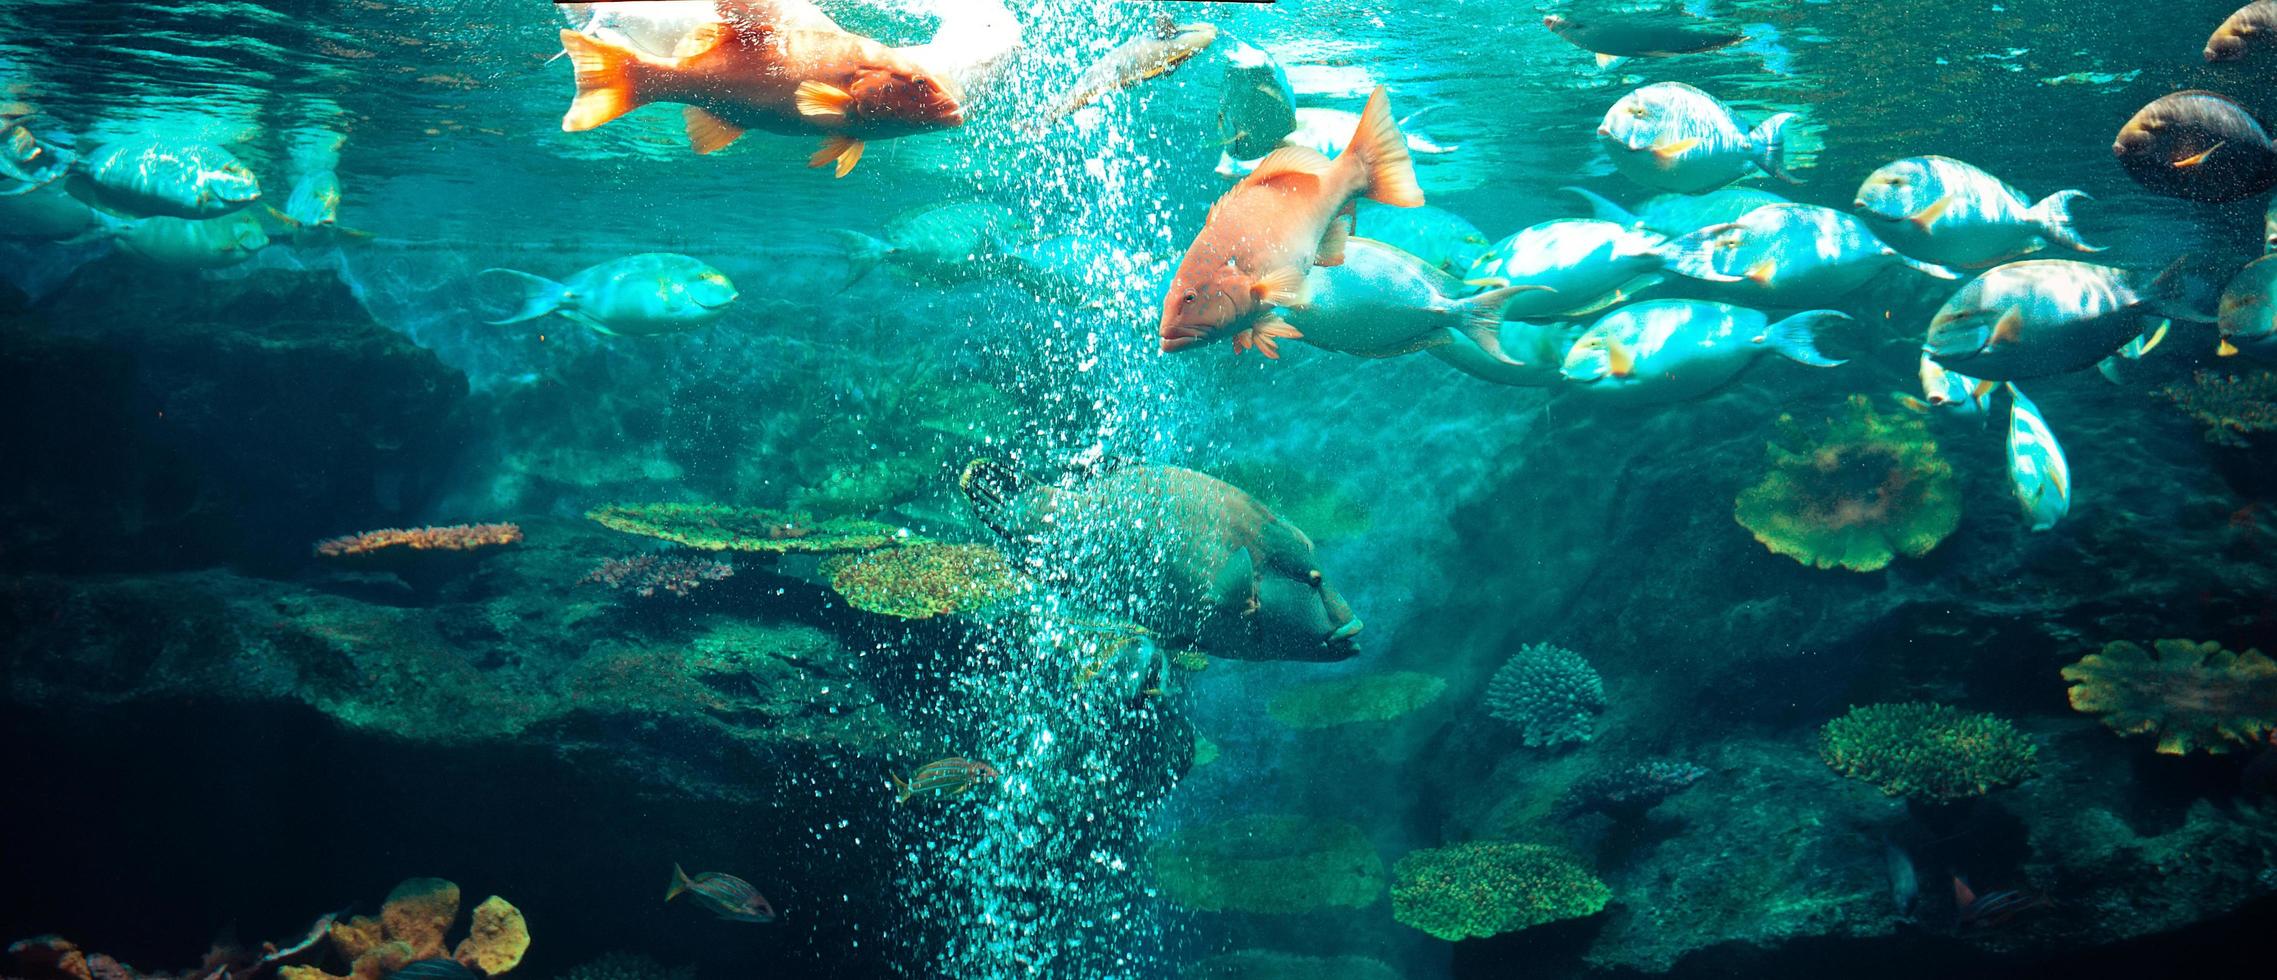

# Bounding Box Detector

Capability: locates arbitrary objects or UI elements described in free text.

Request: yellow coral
[2063,639,2277,754]
[381,878,460,960]
[1736,396,1960,572]
[453,897,530,975]
[822,542,1027,619]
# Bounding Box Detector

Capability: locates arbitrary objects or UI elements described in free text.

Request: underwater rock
[1819,702,2038,803]
[1146,814,1385,914]
[1735,395,1961,573]
[0,261,469,573]
[1483,642,1605,747]
[1266,671,1446,730]
[2062,638,2277,754]
[1388,841,1610,940]
[554,953,693,980]
[1188,949,1404,980]
[1552,759,1709,819]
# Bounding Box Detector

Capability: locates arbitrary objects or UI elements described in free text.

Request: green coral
[1819,702,2037,803]
[1148,814,1385,914]
[821,542,1028,620]
[1736,395,1960,572]
[586,503,903,553]
[1484,643,1604,747]
[1268,671,1447,730]
[1390,842,1611,941]
[2063,639,2277,754]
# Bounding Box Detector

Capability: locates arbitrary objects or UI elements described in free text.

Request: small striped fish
[666,864,776,923]
[889,757,1001,804]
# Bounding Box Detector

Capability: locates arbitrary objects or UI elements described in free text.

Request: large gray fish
[2218,253,2277,360]
[482,253,738,336]
[1598,82,1797,193]
[1924,259,2186,380]
[2206,1,2277,61]
[0,181,122,243]
[1353,199,1491,275]
[963,461,1362,662]
[1560,299,1849,403]
[2113,91,2277,203]
[1030,16,1217,132]
[1663,203,1956,307]
[1543,9,1746,68]
[1562,185,1788,238]
[69,140,262,218]
[1282,238,1532,360]
[1853,156,2098,268]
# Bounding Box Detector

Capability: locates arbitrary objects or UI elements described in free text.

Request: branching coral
[1736,395,1960,572]
[2062,639,2277,754]
[2155,369,2277,446]
[314,523,523,558]
[1389,842,1611,941]
[1554,760,1709,818]
[1819,702,2037,803]
[1267,671,1447,730]
[1147,815,1385,914]
[1484,643,1604,747]
[821,542,1027,619]
[586,503,902,553]
[579,554,734,598]
[279,877,527,980]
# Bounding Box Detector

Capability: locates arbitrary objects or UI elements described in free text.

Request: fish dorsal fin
[1317,212,1352,267]
[796,80,852,119]
[1247,146,1333,190]
[675,21,737,60]
[1154,13,1179,39]
[685,107,745,155]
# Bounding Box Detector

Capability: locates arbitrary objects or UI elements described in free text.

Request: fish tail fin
[1453,286,1540,366]
[1896,253,1961,280]
[1765,310,1851,367]
[478,268,570,325]
[560,29,643,132]
[666,863,691,902]
[1345,85,1424,208]
[1560,186,1642,227]
[888,772,912,804]
[829,229,895,286]
[1750,112,1801,185]
[2027,189,2101,253]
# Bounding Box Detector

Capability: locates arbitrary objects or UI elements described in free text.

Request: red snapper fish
[557,0,965,176]
[1160,85,1424,358]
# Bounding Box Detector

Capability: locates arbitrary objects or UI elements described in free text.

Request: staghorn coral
[1736,395,1960,572]
[2155,369,2277,446]
[280,877,527,980]
[820,542,1027,619]
[586,503,903,553]
[1267,671,1446,730]
[1390,842,1611,941]
[1484,642,1605,747]
[314,523,523,559]
[2062,639,2277,754]
[1819,702,2037,803]
[1147,815,1385,914]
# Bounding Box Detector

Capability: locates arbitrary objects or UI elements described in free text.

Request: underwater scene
[8,0,2277,977]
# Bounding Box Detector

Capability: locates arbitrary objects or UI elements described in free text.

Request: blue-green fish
[285,171,341,229]
[1215,36,1296,162]
[1925,259,2184,380]
[1428,320,1583,387]
[116,211,269,269]
[1561,185,1788,238]
[835,199,1032,286]
[482,253,737,336]
[1353,200,1491,275]
[1664,203,1956,307]
[889,757,1000,804]
[1561,300,1848,403]
[1853,156,2098,269]
[2004,384,2069,532]
[385,960,475,980]
[1598,82,1797,194]
[1896,353,1993,417]
[70,140,261,218]
[666,863,776,923]
[1283,238,1531,360]
[1465,219,1669,319]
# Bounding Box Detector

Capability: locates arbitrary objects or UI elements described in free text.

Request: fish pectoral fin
[1650,136,1702,160]
[1240,314,1302,359]
[1606,338,1636,377]
[1744,258,1778,285]
[2135,319,2170,357]
[1970,378,1999,400]
[1249,265,1308,307]
[1316,213,1351,266]
[1989,307,2026,347]
[2173,141,2226,169]
[684,107,745,155]
[1594,53,1626,69]
[1908,193,1954,230]
[2219,337,2241,357]
[1463,276,1513,289]
[795,80,853,120]
[808,136,866,178]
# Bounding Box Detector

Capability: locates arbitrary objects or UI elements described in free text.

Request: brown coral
[381,878,459,960]
[286,878,527,980]
[453,897,529,975]
[2062,639,2277,754]
[1735,396,1961,572]
[2155,369,2277,446]
[314,524,523,558]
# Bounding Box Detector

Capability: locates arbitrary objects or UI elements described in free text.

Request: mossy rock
[1148,814,1384,914]
[586,503,903,553]
[1268,671,1446,730]
[1390,841,1609,941]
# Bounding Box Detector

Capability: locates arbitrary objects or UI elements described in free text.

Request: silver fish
[481,253,737,336]
[1561,300,1849,403]
[1663,203,1956,307]
[2005,384,2070,532]
[1598,82,1797,194]
[1924,259,2182,380]
[1853,156,2098,268]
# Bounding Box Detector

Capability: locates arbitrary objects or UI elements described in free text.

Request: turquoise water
[4,2,2277,979]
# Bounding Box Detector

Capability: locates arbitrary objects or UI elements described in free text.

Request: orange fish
[557,1,964,177]
[1160,85,1423,358]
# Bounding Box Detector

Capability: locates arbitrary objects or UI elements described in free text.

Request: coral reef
[1389,841,1611,941]
[1819,702,2037,803]
[820,542,1027,619]
[1266,671,1447,729]
[1735,395,1960,572]
[279,877,526,980]
[2062,639,2277,754]
[586,503,903,553]
[578,553,735,599]
[2155,369,2277,446]
[1146,814,1385,914]
[1484,642,1605,747]
[1554,760,1710,818]
[556,954,693,980]
[313,524,524,559]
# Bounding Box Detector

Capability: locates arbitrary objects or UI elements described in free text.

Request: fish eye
[1306,570,1323,586]
[1626,106,1647,118]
